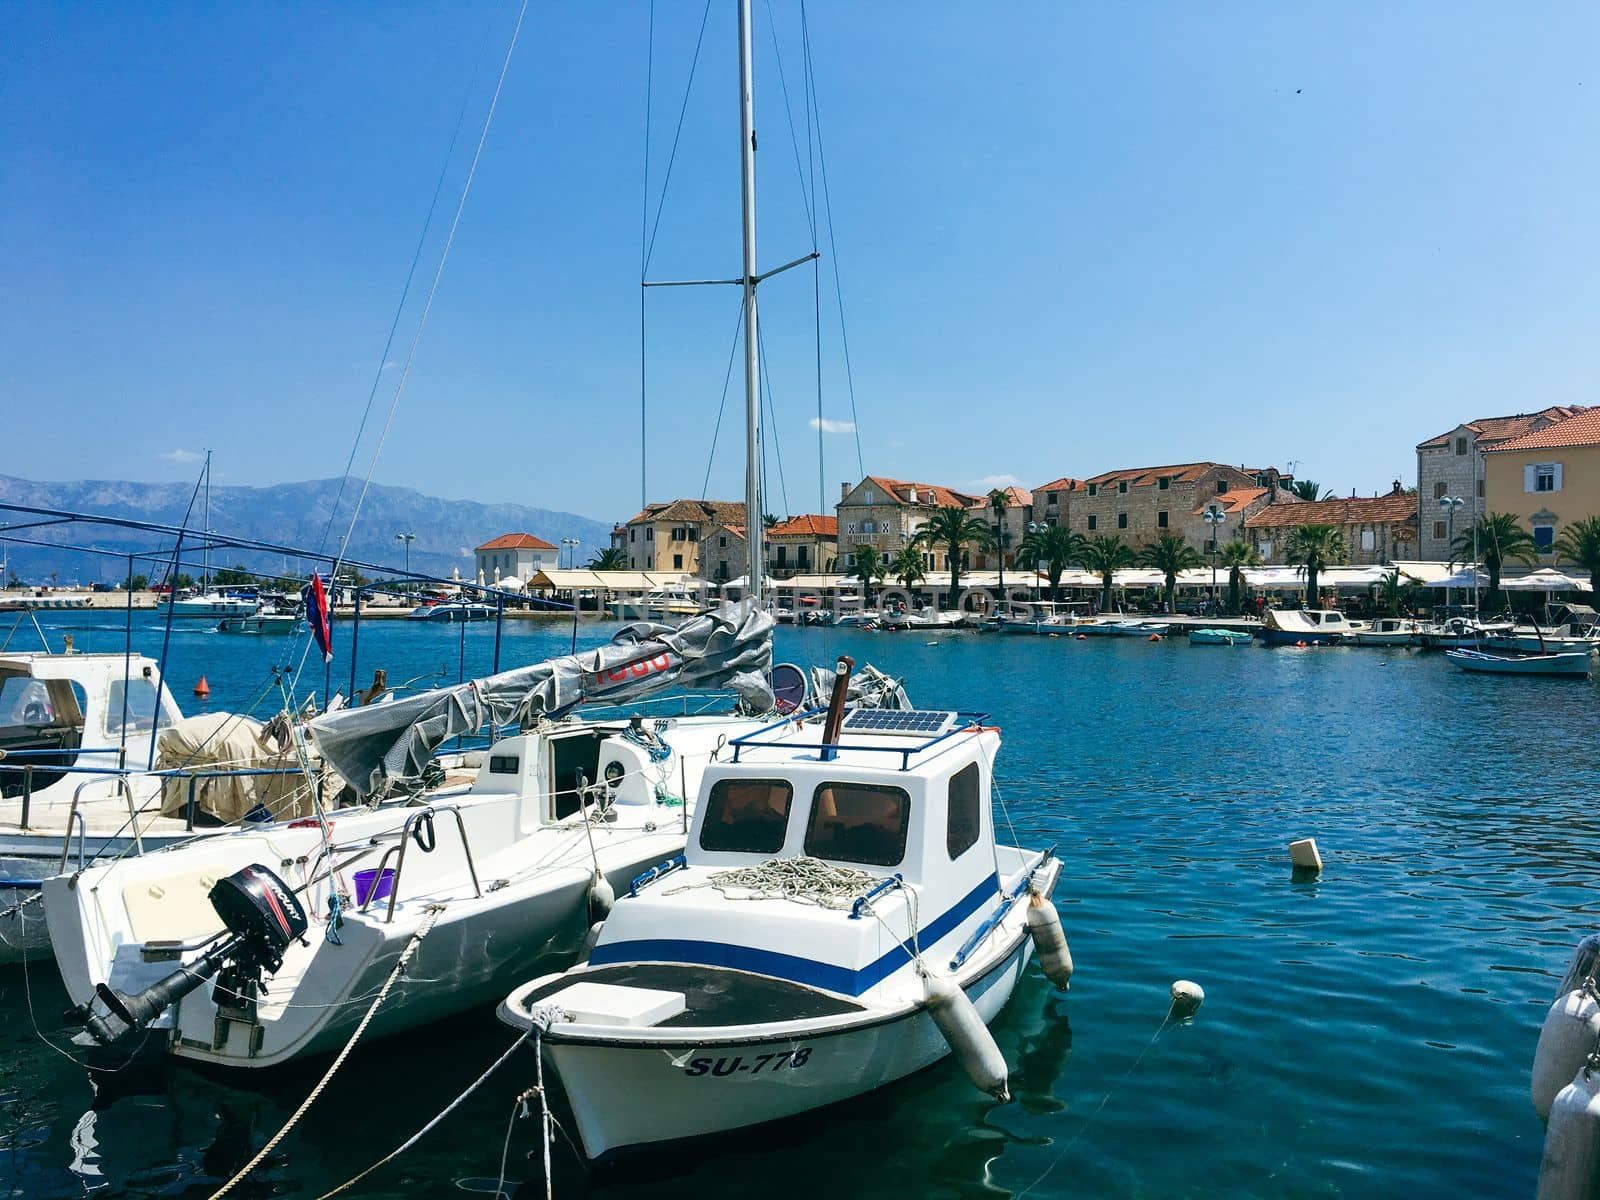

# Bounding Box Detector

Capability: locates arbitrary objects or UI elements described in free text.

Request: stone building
[1030,477,1084,530]
[765,514,838,578]
[968,486,1033,570]
[1065,462,1291,552]
[1483,407,1600,559]
[835,477,983,571]
[474,533,558,583]
[1243,485,1418,565]
[614,499,746,573]
[1415,406,1585,560]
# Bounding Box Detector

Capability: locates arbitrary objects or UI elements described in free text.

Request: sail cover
[310,600,774,797]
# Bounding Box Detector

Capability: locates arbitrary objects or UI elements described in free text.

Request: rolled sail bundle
[309,600,775,797]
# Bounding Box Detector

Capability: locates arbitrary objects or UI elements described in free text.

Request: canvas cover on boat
[310,600,776,797]
[154,712,320,824]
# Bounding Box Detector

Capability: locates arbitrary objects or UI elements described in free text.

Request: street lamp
[1202,504,1225,613]
[561,537,580,570]
[1439,496,1463,607]
[394,532,416,599]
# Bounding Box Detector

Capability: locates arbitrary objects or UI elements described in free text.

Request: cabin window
[700,779,793,853]
[947,763,981,860]
[805,782,910,867]
[106,678,171,736]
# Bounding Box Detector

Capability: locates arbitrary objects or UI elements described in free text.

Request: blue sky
[3,2,1597,525]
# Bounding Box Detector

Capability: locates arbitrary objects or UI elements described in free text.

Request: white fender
[1026,890,1073,991]
[586,870,615,924]
[578,920,605,963]
[1535,990,1600,1122]
[1538,1066,1600,1200]
[924,972,1010,1101]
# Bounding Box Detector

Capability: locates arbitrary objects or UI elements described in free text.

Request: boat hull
[1446,649,1591,677]
[543,925,1033,1165]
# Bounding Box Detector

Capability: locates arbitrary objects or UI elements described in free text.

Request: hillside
[0,475,611,585]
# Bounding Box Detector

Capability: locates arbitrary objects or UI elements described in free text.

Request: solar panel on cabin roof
[840,709,959,737]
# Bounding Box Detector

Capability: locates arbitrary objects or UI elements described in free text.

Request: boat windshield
[107,677,175,736]
[805,782,911,867]
[700,779,793,854]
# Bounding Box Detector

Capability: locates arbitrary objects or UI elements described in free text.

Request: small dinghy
[1188,628,1251,646]
[498,657,1066,1166]
[1446,647,1591,677]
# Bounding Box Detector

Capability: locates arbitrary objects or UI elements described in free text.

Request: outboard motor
[76,864,308,1049]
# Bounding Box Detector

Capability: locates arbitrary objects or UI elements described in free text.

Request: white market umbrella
[1502,568,1587,591]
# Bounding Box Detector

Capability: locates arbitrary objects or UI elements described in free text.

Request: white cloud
[160,449,203,464]
[971,473,1023,491]
[808,418,856,434]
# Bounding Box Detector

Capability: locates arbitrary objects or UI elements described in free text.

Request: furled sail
[310,600,774,797]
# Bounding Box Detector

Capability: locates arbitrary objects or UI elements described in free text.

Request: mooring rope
[664,855,883,909]
[206,904,445,1200]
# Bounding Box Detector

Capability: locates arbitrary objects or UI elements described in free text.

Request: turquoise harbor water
[3,612,1596,1198]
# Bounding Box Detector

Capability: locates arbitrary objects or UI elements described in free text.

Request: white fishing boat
[217,612,303,635]
[1446,647,1591,677]
[996,602,1090,635]
[1259,608,1369,646]
[498,661,1066,1166]
[407,601,496,622]
[1351,617,1421,647]
[159,591,261,619]
[610,586,707,622]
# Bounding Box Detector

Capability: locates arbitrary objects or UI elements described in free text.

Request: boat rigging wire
[700,300,748,501]
[758,321,792,518]
[294,0,531,695]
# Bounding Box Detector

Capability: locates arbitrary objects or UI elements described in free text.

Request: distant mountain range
[0,475,611,585]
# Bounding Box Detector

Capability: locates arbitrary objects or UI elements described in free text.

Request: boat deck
[524,962,865,1026]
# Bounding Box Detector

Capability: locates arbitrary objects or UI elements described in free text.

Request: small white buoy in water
[1170,979,1205,1019]
[1026,889,1073,991]
[1538,1065,1600,1200]
[924,972,1010,1100]
[1289,838,1322,872]
[586,869,615,924]
[1535,989,1600,1122]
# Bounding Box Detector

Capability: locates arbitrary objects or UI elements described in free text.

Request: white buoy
[1289,838,1322,872]
[1537,1066,1600,1200]
[1535,989,1600,1122]
[924,972,1010,1101]
[586,870,615,924]
[1026,890,1074,991]
[1170,979,1205,1019]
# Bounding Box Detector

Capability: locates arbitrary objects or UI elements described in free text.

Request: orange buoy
[193,675,211,697]
[1295,640,1307,648]
[1148,633,1162,642]
[1076,633,1088,640]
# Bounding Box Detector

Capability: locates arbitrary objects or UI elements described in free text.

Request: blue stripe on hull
[590,871,1000,996]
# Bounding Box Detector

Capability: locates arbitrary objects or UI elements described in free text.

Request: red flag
[302,573,333,663]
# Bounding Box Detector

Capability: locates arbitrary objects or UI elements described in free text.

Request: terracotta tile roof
[1191,486,1269,515]
[623,499,747,526]
[1243,494,1419,530]
[1416,406,1586,450]
[1083,462,1223,488]
[855,476,981,509]
[722,524,747,539]
[1484,407,1600,453]
[1032,477,1084,495]
[768,514,837,537]
[965,486,1032,508]
[475,532,557,552]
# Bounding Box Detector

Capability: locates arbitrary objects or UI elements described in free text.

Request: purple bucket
[353,868,396,906]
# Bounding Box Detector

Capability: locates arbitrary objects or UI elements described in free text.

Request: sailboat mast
[202,448,212,592]
[737,0,764,608]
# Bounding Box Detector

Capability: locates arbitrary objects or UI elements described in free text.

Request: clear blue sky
[4,2,1597,525]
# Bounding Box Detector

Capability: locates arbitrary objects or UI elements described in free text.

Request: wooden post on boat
[821,655,854,762]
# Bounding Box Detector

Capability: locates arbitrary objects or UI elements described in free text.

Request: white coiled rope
[665,856,885,909]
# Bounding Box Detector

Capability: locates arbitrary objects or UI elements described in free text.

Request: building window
[1158,477,1170,490]
[1157,511,1168,529]
[947,763,981,860]
[1087,515,1097,531]
[1433,521,1447,540]
[629,556,636,568]
[862,520,875,534]
[1047,491,1059,505]
[1455,436,1468,455]
[719,535,727,547]
[845,522,856,535]
[1216,480,1229,494]
[863,489,875,504]
[1535,525,1555,551]
[688,528,698,542]
[776,545,788,565]
[1477,479,1484,498]
[673,554,683,569]
[1117,481,1128,494]
[1532,463,1560,493]
[1433,481,1448,499]
[1087,483,1098,496]
[646,528,653,541]
[630,528,636,542]
[798,546,809,568]
[1360,529,1376,551]
[1117,513,1128,530]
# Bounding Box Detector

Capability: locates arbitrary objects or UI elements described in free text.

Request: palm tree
[1218,539,1262,615]
[848,543,886,606]
[1377,568,1422,616]
[889,545,925,591]
[1016,524,1082,602]
[1289,479,1331,502]
[1285,524,1347,607]
[987,489,1011,598]
[1138,534,1202,614]
[588,547,629,570]
[1555,517,1600,594]
[1078,534,1135,613]
[1451,512,1538,613]
[913,508,995,610]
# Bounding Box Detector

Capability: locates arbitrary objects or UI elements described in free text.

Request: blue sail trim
[588,871,999,996]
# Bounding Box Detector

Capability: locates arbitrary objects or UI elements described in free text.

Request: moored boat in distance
[1446,647,1591,677]
[407,601,496,622]
[1189,627,1252,646]
[158,590,260,619]
[1351,617,1421,647]
[1259,608,1368,645]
